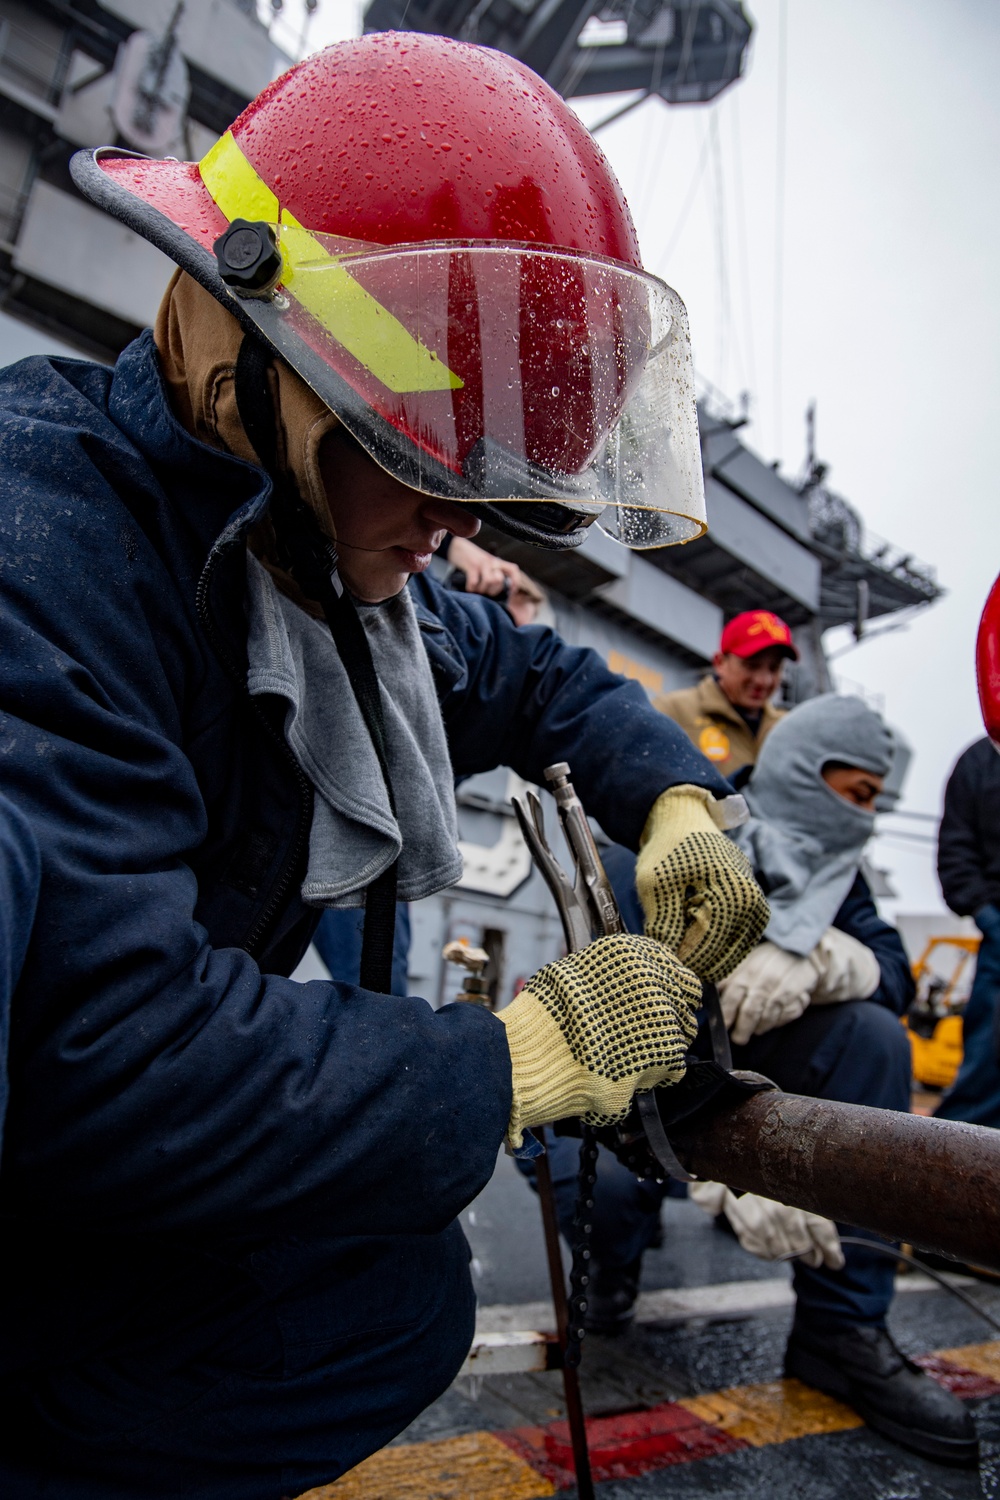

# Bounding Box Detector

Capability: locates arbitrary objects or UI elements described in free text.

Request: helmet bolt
[213,220,283,298]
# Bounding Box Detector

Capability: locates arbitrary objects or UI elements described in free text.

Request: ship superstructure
[0,0,287,358]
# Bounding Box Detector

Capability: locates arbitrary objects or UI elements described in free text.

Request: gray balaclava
[732,693,895,955]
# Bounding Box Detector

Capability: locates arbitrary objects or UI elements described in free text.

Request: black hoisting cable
[781,1238,1000,1336]
[234,336,398,993]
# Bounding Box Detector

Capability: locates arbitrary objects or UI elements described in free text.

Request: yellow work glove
[498,933,701,1147]
[636,785,769,983]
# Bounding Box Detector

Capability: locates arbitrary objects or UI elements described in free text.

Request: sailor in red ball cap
[654,609,799,781]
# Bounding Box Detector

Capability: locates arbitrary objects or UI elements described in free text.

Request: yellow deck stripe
[296,1338,1000,1497]
[679,1377,862,1447]
[199,132,462,395]
[936,1340,1000,1381]
[300,1430,555,1500]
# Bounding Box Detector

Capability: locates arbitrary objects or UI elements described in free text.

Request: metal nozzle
[442,939,493,1007]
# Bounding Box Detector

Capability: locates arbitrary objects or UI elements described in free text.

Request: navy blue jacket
[0,333,729,1240]
[937,737,1000,917]
[831,872,914,1015]
[0,793,39,1154]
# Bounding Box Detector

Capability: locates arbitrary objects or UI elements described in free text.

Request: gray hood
[732,693,894,954]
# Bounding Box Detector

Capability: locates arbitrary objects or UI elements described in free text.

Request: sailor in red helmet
[0,35,766,1497]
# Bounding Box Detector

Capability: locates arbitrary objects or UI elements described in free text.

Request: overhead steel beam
[362,0,752,106]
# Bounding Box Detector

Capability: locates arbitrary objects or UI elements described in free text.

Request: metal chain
[564,1125,599,1370]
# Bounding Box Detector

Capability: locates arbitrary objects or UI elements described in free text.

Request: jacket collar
[696,674,783,734]
[696,674,747,727]
[108,330,270,558]
[108,331,274,684]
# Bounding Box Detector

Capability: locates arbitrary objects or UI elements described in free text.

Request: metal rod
[589,88,651,135]
[672,1091,1000,1272]
[543,762,622,938]
[535,1148,595,1500]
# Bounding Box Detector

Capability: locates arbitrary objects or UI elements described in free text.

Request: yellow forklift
[904,935,980,1091]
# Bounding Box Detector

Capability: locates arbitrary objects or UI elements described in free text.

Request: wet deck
[303,1150,1000,1499]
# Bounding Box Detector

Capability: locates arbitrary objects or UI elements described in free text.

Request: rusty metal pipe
[672,1092,1000,1272]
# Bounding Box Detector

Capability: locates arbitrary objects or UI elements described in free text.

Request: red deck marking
[914,1353,1000,1399]
[496,1400,748,1487]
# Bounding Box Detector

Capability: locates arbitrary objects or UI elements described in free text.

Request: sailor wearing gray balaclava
[731,692,893,958]
[686,694,978,1467]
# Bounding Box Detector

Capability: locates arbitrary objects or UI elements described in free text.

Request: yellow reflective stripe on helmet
[276,224,463,395]
[199,132,462,394]
[200,130,280,223]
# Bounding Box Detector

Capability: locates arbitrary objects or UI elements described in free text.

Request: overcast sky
[3,0,996,918]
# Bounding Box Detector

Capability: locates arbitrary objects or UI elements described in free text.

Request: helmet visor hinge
[213,219,282,298]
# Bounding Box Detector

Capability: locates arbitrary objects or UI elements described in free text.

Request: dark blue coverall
[542,854,914,1332]
[935,737,1000,1127]
[0,793,40,1153]
[0,337,731,1499]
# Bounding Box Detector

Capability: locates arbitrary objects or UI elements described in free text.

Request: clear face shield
[228,227,706,550]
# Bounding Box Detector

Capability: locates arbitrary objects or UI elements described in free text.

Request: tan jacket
[653,675,785,781]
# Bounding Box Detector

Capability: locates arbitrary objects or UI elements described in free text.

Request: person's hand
[720,930,880,1041]
[498,933,701,1146]
[636,786,769,982]
[718,941,819,1044]
[809,926,880,1005]
[447,536,521,597]
[688,1182,844,1269]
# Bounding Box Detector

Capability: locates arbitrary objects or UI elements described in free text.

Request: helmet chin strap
[234,335,399,994]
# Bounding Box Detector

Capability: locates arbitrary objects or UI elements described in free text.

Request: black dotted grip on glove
[644,832,770,984]
[531,933,701,1088]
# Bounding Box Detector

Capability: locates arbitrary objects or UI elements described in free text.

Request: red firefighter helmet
[72,33,705,551]
[977,573,1000,748]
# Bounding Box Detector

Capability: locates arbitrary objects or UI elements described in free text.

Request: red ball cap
[720,610,798,661]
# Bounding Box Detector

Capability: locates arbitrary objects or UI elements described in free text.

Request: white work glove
[719,930,882,1044]
[718,940,821,1045]
[809,926,880,1005]
[688,1181,845,1270]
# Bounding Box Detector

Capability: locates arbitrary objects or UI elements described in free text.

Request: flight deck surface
[301,1150,1000,1499]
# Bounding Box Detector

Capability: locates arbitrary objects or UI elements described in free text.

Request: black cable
[781,1237,1000,1336]
[565,1126,599,1370]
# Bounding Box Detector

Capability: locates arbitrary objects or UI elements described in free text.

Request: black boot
[583,1259,641,1337]
[785,1319,979,1467]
